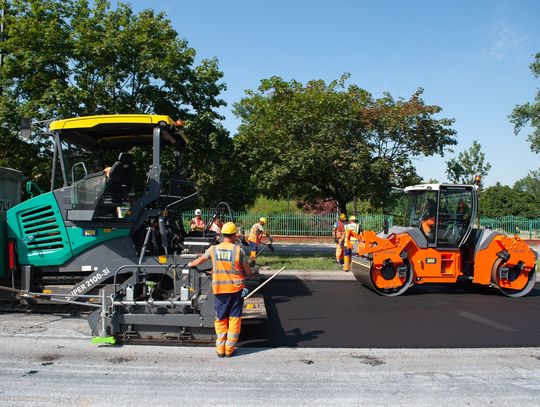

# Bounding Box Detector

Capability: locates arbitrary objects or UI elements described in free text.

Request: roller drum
[351,255,413,297]
[351,255,374,288]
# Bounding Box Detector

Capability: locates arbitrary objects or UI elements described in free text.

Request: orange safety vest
[191,217,205,230]
[248,223,264,244]
[334,220,348,240]
[209,242,246,294]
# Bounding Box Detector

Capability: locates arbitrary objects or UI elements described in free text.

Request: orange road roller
[349,183,537,297]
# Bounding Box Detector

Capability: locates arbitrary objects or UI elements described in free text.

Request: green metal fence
[480,216,540,240]
[182,210,540,239]
[182,210,391,236]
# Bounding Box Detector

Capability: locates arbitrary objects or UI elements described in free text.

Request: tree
[510,52,540,153]
[0,0,240,206]
[445,140,491,186]
[233,75,456,211]
[513,168,540,211]
[480,183,540,218]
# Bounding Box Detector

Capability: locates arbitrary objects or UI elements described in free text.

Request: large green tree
[510,52,540,153]
[233,75,456,210]
[445,140,491,187]
[0,0,239,206]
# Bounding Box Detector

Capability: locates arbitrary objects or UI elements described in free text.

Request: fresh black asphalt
[240,279,540,348]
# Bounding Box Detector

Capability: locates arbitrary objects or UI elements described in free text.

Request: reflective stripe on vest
[210,243,245,294]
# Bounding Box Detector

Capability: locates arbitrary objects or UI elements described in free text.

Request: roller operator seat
[102,152,134,206]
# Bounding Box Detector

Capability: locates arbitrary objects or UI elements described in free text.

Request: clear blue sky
[121,0,539,187]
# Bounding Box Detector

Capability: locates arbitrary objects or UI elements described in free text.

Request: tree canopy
[445,140,491,187]
[510,52,540,153]
[233,75,457,211]
[480,182,540,219]
[0,0,241,206]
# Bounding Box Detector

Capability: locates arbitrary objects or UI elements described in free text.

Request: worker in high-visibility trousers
[332,213,348,265]
[247,217,271,266]
[187,222,252,358]
[343,215,360,272]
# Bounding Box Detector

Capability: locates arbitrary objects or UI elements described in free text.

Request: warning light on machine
[83,229,97,237]
[426,258,437,264]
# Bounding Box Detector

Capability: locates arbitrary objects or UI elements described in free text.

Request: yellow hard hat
[350,215,357,222]
[221,222,237,235]
[259,217,267,224]
[339,213,347,220]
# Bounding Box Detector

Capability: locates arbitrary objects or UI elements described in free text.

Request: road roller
[349,183,537,297]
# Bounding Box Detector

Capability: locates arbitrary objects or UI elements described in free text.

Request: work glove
[241,288,250,298]
[334,237,338,244]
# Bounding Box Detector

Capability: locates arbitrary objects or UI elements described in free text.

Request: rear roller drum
[491,258,536,298]
[352,256,413,297]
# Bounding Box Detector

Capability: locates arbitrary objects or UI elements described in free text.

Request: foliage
[510,52,540,153]
[480,183,540,218]
[0,0,243,206]
[513,167,540,198]
[246,196,302,214]
[233,75,455,211]
[445,140,491,187]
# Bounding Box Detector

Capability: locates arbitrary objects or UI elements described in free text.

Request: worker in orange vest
[187,222,252,358]
[247,217,271,266]
[332,213,348,265]
[343,215,360,272]
[190,209,205,232]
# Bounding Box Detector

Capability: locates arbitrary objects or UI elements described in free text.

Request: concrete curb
[259,269,540,282]
[259,269,356,281]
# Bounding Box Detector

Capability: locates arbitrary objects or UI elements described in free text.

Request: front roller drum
[351,256,413,297]
[491,258,536,298]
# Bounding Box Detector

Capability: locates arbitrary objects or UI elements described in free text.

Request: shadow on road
[240,276,324,350]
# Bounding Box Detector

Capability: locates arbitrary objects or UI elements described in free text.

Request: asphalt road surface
[1,279,540,406]
[240,279,540,348]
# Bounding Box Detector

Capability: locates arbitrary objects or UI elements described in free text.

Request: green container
[0,167,24,278]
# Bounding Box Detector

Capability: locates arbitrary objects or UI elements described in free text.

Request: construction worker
[343,215,360,272]
[332,213,348,265]
[190,209,205,232]
[421,200,436,241]
[187,222,252,358]
[247,217,271,266]
[209,215,223,234]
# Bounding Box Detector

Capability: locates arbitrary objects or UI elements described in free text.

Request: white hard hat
[195,209,202,216]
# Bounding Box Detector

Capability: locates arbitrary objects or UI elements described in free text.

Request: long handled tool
[244,267,285,300]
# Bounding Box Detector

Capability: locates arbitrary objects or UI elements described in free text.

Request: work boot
[225,350,236,358]
[217,352,225,358]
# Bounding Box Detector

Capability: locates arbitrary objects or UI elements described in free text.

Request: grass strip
[256,253,339,270]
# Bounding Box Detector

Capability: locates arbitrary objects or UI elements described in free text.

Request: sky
[120,0,539,187]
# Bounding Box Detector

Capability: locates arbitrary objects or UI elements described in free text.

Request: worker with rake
[187,222,252,358]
